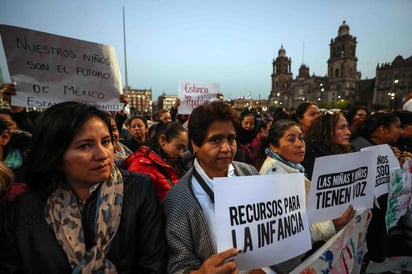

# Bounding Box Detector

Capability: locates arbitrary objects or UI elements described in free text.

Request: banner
[292,208,372,274]
[307,151,376,224]
[386,157,412,230]
[177,81,220,114]
[214,173,311,270]
[0,24,123,110]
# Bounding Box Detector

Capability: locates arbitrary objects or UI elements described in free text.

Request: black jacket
[0,170,167,274]
[301,140,335,181]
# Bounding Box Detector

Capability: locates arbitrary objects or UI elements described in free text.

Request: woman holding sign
[163,100,259,273]
[257,120,354,271]
[349,112,412,266]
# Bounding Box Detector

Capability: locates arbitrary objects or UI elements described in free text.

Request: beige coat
[259,156,336,243]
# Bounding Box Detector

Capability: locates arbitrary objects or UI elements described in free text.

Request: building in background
[374,55,412,109]
[232,97,268,112]
[155,92,178,114]
[269,21,364,110]
[126,88,152,118]
[326,21,361,104]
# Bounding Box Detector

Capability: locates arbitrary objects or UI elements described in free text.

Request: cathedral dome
[338,20,350,36]
[278,44,286,57]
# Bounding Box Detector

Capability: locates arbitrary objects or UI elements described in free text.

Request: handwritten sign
[0,24,123,110]
[177,81,220,114]
[307,151,375,224]
[386,157,412,230]
[214,173,311,270]
[292,208,372,274]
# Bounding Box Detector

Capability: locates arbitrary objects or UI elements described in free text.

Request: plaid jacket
[163,161,258,274]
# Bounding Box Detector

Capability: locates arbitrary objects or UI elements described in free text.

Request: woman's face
[401,124,412,139]
[353,109,368,123]
[110,118,120,144]
[334,115,351,146]
[271,125,305,164]
[129,118,148,141]
[159,112,172,123]
[61,116,114,190]
[192,120,237,178]
[299,105,320,133]
[384,119,402,144]
[241,115,255,131]
[160,131,188,160]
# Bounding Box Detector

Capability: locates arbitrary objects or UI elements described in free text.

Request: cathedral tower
[327,21,360,102]
[268,45,293,108]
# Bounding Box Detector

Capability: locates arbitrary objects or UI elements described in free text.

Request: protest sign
[0,24,123,110]
[177,81,220,114]
[361,144,400,199]
[292,208,372,274]
[214,173,311,270]
[307,151,375,224]
[386,157,412,230]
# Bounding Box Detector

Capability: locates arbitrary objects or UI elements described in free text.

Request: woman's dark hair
[291,101,318,123]
[255,120,301,170]
[27,102,113,198]
[150,121,186,154]
[0,118,9,133]
[126,115,148,129]
[154,109,169,122]
[240,111,255,121]
[345,105,369,125]
[188,101,239,150]
[305,111,351,154]
[352,112,399,140]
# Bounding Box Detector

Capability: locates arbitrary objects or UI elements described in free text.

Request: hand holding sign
[332,205,355,230]
[0,82,25,113]
[192,248,239,274]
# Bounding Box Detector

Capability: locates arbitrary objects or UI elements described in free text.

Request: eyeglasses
[322,109,334,115]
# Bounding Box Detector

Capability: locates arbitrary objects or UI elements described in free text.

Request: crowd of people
[0,82,411,273]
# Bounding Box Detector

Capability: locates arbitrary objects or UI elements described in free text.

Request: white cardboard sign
[214,173,311,270]
[177,80,220,114]
[307,151,376,224]
[0,24,123,110]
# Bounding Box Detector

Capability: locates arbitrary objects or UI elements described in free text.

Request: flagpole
[123,6,128,94]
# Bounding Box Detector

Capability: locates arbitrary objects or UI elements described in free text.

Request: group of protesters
[0,82,411,273]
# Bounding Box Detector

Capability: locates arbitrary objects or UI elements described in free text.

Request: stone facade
[374,55,412,109]
[268,21,362,110]
[127,88,153,116]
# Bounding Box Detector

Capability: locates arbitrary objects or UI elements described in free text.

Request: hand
[117,94,129,115]
[1,83,24,113]
[391,146,411,166]
[192,248,239,274]
[332,205,355,231]
[1,82,16,104]
[173,98,181,108]
[120,94,128,107]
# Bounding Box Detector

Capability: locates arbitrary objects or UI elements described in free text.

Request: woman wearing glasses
[345,105,369,134]
[163,100,258,274]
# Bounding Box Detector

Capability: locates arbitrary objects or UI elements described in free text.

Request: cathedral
[268,21,362,110]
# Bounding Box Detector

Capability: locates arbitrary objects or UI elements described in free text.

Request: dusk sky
[1,0,411,100]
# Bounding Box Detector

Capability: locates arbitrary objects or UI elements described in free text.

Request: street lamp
[388,92,395,110]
